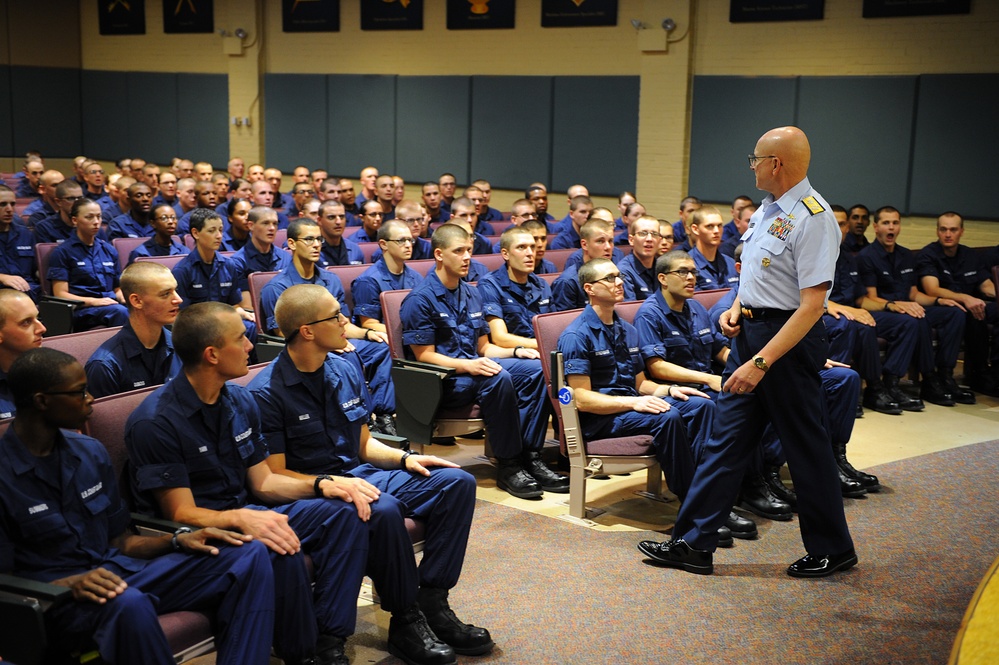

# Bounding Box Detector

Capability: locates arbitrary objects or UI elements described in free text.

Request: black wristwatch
[400,450,414,470]
[314,474,334,497]
[513,346,525,359]
[172,526,193,551]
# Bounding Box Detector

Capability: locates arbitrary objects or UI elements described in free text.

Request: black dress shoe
[855,403,864,418]
[838,467,867,498]
[920,374,955,407]
[315,633,349,665]
[522,451,570,493]
[388,605,457,665]
[725,511,758,539]
[787,549,858,578]
[496,459,543,499]
[418,587,494,656]
[739,473,793,521]
[763,464,798,510]
[637,538,713,575]
[833,442,880,492]
[942,373,976,404]
[862,386,902,416]
[885,375,925,411]
[716,525,733,548]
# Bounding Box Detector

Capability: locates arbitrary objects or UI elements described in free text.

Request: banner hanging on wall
[100,0,147,35]
[283,0,340,32]
[729,0,824,22]
[447,0,515,30]
[361,0,423,31]
[863,0,970,18]
[541,0,618,28]
[163,0,214,33]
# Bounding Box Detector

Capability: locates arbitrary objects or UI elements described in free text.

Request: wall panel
[10,66,82,157]
[469,76,553,191]
[327,75,396,177]
[263,74,328,172]
[551,76,639,196]
[396,76,470,185]
[126,72,178,165]
[909,74,999,219]
[689,76,797,205]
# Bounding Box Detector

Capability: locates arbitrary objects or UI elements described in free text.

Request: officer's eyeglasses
[386,237,415,245]
[44,385,90,400]
[747,154,777,167]
[666,268,699,279]
[633,230,661,240]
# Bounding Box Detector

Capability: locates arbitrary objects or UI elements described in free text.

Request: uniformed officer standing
[638,126,856,578]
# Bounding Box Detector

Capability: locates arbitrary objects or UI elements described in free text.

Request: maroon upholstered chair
[40,326,122,366]
[379,289,489,454]
[532,309,663,524]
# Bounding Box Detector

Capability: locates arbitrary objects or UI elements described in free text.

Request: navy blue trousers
[349,464,477,611]
[674,316,853,556]
[824,313,882,383]
[581,396,709,502]
[353,338,396,415]
[441,357,549,458]
[49,541,275,665]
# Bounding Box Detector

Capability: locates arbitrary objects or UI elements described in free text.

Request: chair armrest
[392,358,456,379]
[130,512,191,536]
[374,433,410,450]
[258,333,286,345]
[40,295,82,308]
[0,573,72,608]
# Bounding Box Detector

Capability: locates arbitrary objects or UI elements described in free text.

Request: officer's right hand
[89,297,119,307]
[461,357,502,376]
[0,274,30,292]
[236,509,301,555]
[57,567,128,604]
[719,308,742,338]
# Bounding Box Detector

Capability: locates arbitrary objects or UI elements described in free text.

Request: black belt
[741,307,795,320]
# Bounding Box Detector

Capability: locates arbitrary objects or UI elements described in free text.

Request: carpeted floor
[346,440,999,665]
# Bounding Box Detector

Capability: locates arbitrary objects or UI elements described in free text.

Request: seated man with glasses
[259,218,398,436]
[619,214,664,301]
[287,181,315,220]
[128,203,191,265]
[248,284,493,664]
[34,180,93,244]
[349,200,384,244]
[353,218,425,334]
[557,258,704,527]
[688,206,740,292]
[370,201,433,262]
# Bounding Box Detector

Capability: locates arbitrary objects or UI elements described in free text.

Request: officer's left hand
[723,361,765,394]
[632,395,671,413]
[824,359,850,370]
[404,454,460,477]
[177,527,253,555]
[366,331,388,344]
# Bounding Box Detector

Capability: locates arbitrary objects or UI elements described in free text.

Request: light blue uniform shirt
[737,177,838,310]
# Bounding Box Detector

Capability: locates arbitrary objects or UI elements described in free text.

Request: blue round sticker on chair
[558,388,572,405]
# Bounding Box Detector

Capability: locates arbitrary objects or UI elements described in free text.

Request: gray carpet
[363,440,999,664]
